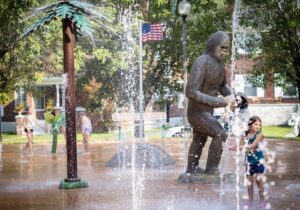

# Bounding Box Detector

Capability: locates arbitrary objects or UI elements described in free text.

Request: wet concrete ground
[0,139,299,210]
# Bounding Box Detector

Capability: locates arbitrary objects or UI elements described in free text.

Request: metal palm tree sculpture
[22,0,111,38]
[22,0,111,189]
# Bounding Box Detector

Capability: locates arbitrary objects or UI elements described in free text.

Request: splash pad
[0,140,299,209]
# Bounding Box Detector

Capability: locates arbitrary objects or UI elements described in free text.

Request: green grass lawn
[263,126,300,141]
[1,126,298,145]
[263,126,293,139]
[1,132,119,144]
[1,128,164,144]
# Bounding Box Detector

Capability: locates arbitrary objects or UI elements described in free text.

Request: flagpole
[139,21,144,141]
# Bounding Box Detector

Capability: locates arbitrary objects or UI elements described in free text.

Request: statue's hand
[224,94,235,103]
[216,97,228,107]
[224,94,237,111]
[229,100,237,112]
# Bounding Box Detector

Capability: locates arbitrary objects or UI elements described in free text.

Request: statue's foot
[178,171,236,184]
[178,167,210,183]
[205,168,219,175]
[177,170,205,183]
[178,171,220,184]
[178,172,192,183]
[187,167,205,174]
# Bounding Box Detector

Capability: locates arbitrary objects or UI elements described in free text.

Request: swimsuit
[24,128,33,133]
[244,131,265,176]
[82,116,92,135]
[24,115,35,133]
[84,127,92,134]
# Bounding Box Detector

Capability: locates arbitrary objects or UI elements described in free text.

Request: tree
[0,0,40,103]
[0,1,77,103]
[0,0,97,104]
[239,0,300,98]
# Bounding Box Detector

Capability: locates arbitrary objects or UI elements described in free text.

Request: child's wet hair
[245,115,262,135]
[248,115,262,125]
[248,115,262,128]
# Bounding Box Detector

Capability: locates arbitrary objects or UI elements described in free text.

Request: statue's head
[204,31,230,61]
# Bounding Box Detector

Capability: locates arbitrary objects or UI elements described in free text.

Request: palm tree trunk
[63,17,79,180]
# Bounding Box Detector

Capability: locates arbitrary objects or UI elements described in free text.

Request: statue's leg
[186,129,207,173]
[187,111,227,174]
[205,129,227,174]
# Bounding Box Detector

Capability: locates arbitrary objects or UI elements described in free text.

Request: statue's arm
[186,58,227,108]
[219,70,232,96]
[219,84,232,96]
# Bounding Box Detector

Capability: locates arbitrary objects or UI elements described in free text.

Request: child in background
[55,108,66,151]
[81,112,92,152]
[239,115,266,209]
[56,109,66,142]
[22,106,44,153]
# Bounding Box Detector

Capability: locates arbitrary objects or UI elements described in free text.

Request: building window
[35,87,45,110]
[244,77,257,96]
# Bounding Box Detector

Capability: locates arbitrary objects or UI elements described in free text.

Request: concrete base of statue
[178,171,236,184]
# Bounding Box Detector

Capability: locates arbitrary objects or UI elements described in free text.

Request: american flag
[142,23,164,42]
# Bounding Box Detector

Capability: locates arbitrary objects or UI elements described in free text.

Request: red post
[63,17,78,181]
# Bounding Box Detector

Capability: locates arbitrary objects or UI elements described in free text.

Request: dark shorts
[24,128,33,133]
[245,163,265,176]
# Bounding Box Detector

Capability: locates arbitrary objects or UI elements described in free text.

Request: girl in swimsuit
[240,116,266,209]
[22,106,44,153]
[81,112,92,152]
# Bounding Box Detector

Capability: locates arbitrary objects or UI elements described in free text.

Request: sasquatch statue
[186,31,233,174]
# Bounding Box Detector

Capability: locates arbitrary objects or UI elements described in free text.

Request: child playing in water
[55,109,66,142]
[22,106,44,153]
[81,112,92,152]
[240,115,266,209]
[54,108,66,152]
